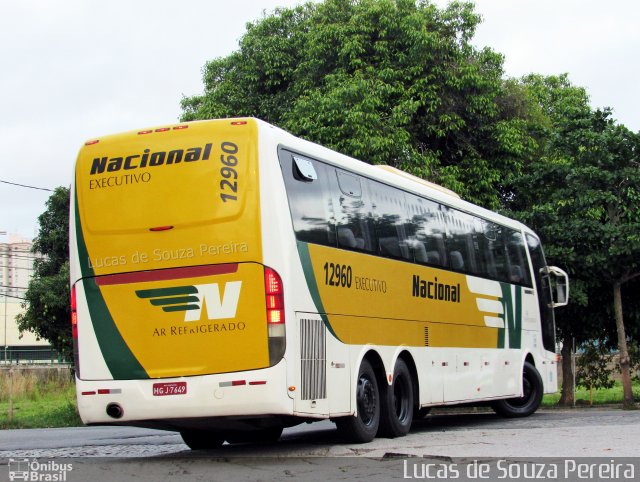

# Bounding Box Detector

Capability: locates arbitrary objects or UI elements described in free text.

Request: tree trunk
[613,281,635,408]
[559,339,574,406]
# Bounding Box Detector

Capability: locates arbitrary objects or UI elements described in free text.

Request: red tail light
[71,285,78,339]
[71,284,81,376]
[264,268,284,325]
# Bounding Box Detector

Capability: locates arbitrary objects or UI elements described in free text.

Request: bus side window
[505,230,532,286]
[444,208,474,274]
[526,233,556,352]
[405,194,447,267]
[370,181,410,260]
[279,150,336,247]
[330,168,374,252]
[477,221,498,279]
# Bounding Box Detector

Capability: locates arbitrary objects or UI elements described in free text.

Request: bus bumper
[75,360,292,427]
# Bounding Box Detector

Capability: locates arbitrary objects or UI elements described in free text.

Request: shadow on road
[152,410,514,457]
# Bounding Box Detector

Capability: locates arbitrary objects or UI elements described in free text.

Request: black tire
[379,358,414,437]
[226,426,283,444]
[414,406,432,419]
[180,430,225,450]
[335,359,380,443]
[492,361,543,418]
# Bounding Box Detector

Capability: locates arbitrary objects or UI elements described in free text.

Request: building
[1,233,54,363]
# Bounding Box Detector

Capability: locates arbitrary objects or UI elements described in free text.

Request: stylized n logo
[184,282,242,322]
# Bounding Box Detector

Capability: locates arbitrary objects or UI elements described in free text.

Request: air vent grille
[300,318,326,400]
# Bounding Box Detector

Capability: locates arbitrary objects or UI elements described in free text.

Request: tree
[182,0,537,210]
[576,341,614,406]
[502,74,602,406]
[16,187,71,361]
[509,102,640,408]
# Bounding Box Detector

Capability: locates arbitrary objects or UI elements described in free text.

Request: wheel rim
[357,374,377,426]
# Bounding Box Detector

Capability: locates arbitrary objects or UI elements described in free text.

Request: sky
[1,0,638,241]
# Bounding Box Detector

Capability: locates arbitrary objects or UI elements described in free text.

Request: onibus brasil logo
[8,458,72,481]
[135,282,242,321]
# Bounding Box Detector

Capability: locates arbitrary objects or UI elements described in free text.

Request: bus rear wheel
[380,358,414,438]
[180,430,225,450]
[492,361,543,418]
[335,359,380,443]
[225,427,283,444]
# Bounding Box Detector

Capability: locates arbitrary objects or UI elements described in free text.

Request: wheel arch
[521,352,539,396]
[361,348,387,395]
[524,352,536,368]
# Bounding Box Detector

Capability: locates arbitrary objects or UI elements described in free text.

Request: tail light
[71,284,80,377]
[265,268,284,325]
[264,267,286,365]
[71,284,78,338]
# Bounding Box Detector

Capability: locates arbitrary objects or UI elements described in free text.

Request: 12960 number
[323,262,352,288]
[220,141,239,202]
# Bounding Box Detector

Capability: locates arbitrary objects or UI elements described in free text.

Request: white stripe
[466,276,502,297]
[484,316,505,328]
[476,298,504,314]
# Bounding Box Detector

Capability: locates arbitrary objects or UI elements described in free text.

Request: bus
[70,118,569,448]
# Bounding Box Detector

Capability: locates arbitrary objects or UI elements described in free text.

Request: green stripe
[510,285,522,349]
[149,296,200,306]
[83,278,149,380]
[75,190,149,380]
[74,190,93,280]
[296,241,340,341]
[136,286,197,299]
[498,283,523,350]
[162,304,200,312]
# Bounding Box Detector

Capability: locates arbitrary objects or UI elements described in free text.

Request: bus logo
[8,459,29,481]
[136,282,242,321]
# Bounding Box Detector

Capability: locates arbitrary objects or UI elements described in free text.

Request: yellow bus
[70,118,568,448]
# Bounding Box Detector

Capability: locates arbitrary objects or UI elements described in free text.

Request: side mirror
[542,266,569,308]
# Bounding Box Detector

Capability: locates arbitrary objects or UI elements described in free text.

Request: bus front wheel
[492,361,543,418]
[380,358,414,437]
[335,359,380,443]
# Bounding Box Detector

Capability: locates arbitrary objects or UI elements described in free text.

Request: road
[1,408,639,481]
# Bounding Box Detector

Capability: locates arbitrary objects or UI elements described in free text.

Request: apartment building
[1,234,51,363]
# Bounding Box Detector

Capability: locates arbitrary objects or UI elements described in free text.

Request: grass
[0,367,82,429]
[542,380,640,407]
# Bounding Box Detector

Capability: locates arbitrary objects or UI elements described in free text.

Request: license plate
[152,382,187,396]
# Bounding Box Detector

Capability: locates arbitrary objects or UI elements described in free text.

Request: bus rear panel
[71,119,289,428]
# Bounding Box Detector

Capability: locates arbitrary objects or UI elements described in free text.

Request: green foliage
[182,0,538,210]
[0,383,80,429]
[0,368,80,429]
[505,75,640,345]
[576,342,615,394]
[502,73,640,406]
[16,187,72,361]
